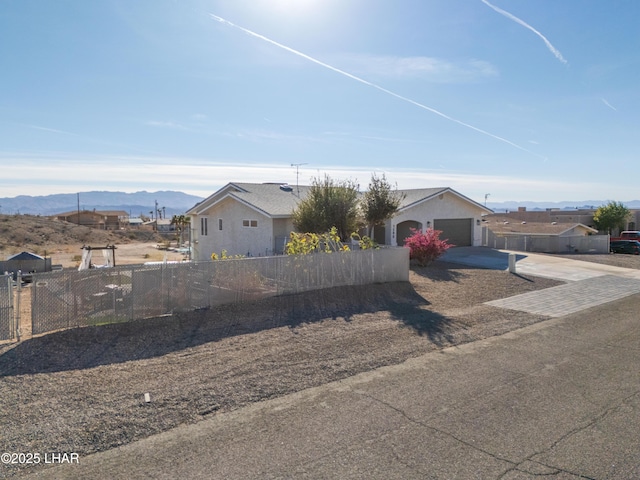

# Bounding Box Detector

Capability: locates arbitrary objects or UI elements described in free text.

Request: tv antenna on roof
[291,163,308,195]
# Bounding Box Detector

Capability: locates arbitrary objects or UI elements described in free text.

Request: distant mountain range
[0,191,204,217]
[487,200,640,213]
[2,190,639,217]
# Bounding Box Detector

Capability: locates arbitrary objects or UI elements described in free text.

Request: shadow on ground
[441,247,528,270]
[0,282,453,377]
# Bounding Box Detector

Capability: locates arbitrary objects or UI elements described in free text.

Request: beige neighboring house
[186,182,492,261]
[483,214,606,253]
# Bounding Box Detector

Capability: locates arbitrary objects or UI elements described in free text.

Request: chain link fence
[0,275,15,341]
[28,248,409,337]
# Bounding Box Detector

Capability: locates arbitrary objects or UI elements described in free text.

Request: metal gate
[0,275,15,341]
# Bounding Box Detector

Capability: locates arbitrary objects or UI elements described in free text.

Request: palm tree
[170,214,190,246]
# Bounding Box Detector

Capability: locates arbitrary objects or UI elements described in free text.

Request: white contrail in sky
[601,98,617,111]
[209,13,541,157]
[480,0,567,65]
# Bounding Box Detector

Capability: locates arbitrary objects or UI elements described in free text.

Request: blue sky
[1,0,638,203]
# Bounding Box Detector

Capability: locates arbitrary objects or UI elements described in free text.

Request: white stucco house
[186,182,492,261]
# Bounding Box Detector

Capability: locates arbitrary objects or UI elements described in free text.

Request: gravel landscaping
[0,261,562,477]
[552,252,640,270]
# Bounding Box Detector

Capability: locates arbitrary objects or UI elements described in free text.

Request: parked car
[610,230,640,241]
[610,240,640,254]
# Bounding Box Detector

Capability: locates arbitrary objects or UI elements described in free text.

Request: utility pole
[291,163,308,195]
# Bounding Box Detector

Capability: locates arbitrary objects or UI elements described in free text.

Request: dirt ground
[2,249,639,477]
[0,260,564,478]
[50,243,187,269]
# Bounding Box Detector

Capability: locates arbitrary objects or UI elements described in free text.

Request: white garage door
[433,218,472,247]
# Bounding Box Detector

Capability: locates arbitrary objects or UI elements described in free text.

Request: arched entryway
[396,220,422,246]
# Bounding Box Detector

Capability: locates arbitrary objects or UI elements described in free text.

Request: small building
[0,251,52,279]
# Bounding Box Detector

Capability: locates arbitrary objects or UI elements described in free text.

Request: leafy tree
[404,228,452,266]
[292,175,359,241]
[593,201,631,234]
[361,173,405,238]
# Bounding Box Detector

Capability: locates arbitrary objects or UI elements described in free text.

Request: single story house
[186,182,492,261]
[482,215,607,253]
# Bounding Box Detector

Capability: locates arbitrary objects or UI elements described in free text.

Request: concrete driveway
[442,247,640,317]
[442,246,640,282]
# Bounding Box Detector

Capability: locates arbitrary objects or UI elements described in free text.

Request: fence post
[508,253,517,273]
[15,271,21,342]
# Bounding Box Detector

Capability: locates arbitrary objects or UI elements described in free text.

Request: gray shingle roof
[189,183,491,217]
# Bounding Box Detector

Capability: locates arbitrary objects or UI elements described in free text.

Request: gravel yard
[552,252,640,270]
[0,261,562,477]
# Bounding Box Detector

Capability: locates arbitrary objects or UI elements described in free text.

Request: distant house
[155,218,176,234]
[53,209,129,230]
[128,217,145,229]
[186,182,492,261]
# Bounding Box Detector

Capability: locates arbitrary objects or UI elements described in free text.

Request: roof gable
[187,182,309,217]
[8,251,44,261]
[397,187,493,214]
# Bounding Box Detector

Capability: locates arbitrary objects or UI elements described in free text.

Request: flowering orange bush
[403,228,452,266]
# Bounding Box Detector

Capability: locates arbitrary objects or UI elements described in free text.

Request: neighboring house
[497,206,640,236]
[483,214,606,253]
[53,209,129,230]
[186,182,492,261]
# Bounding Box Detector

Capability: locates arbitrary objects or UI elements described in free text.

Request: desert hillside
[0,214,182,268]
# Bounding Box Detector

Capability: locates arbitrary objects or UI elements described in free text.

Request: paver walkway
[485,274,640,317]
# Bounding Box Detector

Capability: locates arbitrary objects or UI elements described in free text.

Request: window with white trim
[242,219,258,228]
[200,217,208,236]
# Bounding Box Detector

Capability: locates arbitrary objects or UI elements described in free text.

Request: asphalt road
[24,291,640,480]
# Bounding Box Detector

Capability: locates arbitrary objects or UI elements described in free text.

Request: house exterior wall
[192,197,273,261]
[273,217,295,254]
[386,191,486,246]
